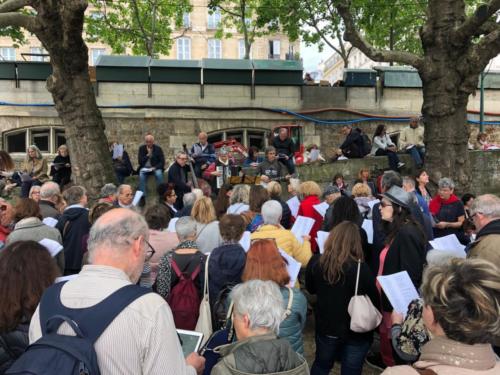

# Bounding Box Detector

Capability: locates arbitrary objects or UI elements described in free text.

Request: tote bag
[195,254,212,344]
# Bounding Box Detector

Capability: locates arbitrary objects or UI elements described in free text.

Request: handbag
[195,253,212,344]
[348,260,382,333]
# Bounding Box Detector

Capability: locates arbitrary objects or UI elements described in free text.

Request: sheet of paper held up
[42,217,58,228]
[310,149,320,161]
[362,219,374,244]
[112,144,124,159]
[239,231,251,252]
[39,238,64,257]
[429,234,466,258]
[279,249,301,287]
[291,215,315,243]
[316,231,330,254]
[377,271,419,316]
[167,218,179,232]
[132,190,144,206]
[313,202,329,218]
[286,196,300,218]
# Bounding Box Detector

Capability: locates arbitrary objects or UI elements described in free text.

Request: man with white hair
[191,132,215,178]
[116,184,134,209]
[137,133,165,198]
[29,209,205,375]
[250,200,312,267]
[212,280,308,375]
[175,192,196,218]
[39,181,61,219]
[467,194,500,268]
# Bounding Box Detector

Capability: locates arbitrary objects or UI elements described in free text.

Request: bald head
[145,134,154,147]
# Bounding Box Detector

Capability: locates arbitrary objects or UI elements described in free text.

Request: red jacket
[298,195,323,253]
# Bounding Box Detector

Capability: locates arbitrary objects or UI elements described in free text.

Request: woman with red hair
[242,239,307,354]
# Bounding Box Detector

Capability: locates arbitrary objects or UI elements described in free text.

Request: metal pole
[479,71,485,132]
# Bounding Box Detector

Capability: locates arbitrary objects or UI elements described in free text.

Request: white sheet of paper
[279,248,301,287]
[367,199,380,210]
[310,149,320,161]
[132,190,144,206]
[55,274,78,283]
[167,217,179,233]
[140,167,154,173]
[316,230,330,254]
[42,217,58,228]
[239,231,251,252]
[377,271,419,316]
[313,202,329,218]
[286,196,300,218]
[429,234,466,257]
[362,219,374,244]
[39,238,63,257]
[338,156,348,160]
[112,144,124,159]
[291,215,315,243]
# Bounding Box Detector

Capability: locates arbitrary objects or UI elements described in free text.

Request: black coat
[0,323,29,374]
[381,223,427,312]
[56,207,90,274]
[50,155,71,185]
[138,144,165,171]
[306,255,380,341]
[340,129,364,158]
[272,136,295,157]
[167,162,191,209]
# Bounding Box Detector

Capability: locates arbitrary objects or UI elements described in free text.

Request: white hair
[438,177,455,190]
[40,181,60,199]
[192,189,203,201]
[261,200,282,225]
[231,280,284,335]
[175,216,197,241]
[470,194,500,219]
[183,192,197,207]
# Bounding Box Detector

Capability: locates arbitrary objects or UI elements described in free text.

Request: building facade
[0,0,299,66]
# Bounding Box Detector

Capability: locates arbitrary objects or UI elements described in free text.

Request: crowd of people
[0,125,499,375]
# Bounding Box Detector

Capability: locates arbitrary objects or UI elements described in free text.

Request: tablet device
[176,329,204,357]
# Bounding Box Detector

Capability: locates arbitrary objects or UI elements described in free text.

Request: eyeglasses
[144,239,156,261]
[380,201,393,208]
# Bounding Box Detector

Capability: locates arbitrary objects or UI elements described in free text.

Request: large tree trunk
[33,0,116,197]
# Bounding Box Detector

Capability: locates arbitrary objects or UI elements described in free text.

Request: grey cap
[323,185,341,198]
[382,186,412,209]
[218,147,228,155]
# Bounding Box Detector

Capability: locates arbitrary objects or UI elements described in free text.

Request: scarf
[429,194,459,216]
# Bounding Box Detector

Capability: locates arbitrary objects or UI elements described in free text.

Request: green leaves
[85,0,192,58]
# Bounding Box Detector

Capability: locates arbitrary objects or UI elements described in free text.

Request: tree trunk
[33,1,116,197]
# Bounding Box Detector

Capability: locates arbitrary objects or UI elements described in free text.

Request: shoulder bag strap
[202,253,210,300]
[195,224,208,240]
[354,260,361,296]
[283,287,294,319]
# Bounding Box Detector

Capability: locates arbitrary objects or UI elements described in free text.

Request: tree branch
[0,0,29,13]
[0,12,35,31]
[468,24,500,74]
[336,2,423,69]
[217,4,240,19]
[454,0,500,41]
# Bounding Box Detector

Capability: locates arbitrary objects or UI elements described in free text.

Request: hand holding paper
[291,216,315,243]
[279,249,301,287]
[377,271,419,316]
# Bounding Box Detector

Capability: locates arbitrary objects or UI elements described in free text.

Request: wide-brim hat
[322,185,341,198]
[382,186,411,209]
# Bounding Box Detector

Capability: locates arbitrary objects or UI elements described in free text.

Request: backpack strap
[190,264,201,281]
[170,258,184,279]
[40,281,152,344]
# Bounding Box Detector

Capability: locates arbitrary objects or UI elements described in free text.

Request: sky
[300,40,335,74]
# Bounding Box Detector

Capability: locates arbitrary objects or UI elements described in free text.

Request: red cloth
[0,225,10,245]
[428,194,460,216]
[297,195,323,252]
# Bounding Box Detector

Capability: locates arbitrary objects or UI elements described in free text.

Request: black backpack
[356,128,372,156]
[6,282,151,375]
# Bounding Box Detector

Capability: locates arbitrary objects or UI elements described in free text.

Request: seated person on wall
[50,144,72,188]
[336,124,365,159]
[474,132,500,150]
[190,131,216,178]
[202,147,235,195]
[167,151,192,210]
[137,133,165,197]
[257,146,291,185]
[371,124,405,171]
[110,142,134,184]
[399,117,425,168]
[20,145,49,198]
[272,127,296,174]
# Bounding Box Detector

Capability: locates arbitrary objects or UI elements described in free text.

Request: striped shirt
[29,265,196,375]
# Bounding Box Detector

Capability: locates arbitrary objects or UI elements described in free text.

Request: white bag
[195,254,212,345]
[348,260,382,333]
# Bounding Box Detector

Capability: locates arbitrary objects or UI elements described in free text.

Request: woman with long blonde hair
[306,221,380,375]
[191,196,222,254]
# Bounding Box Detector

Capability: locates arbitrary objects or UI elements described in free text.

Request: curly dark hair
[0,241,59,333]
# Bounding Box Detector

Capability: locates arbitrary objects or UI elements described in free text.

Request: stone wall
[297,150,500,196]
